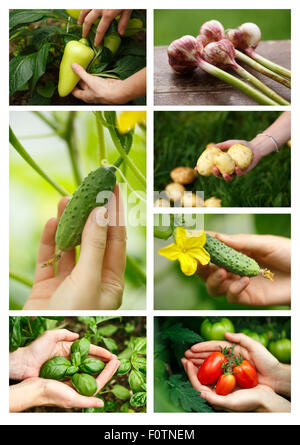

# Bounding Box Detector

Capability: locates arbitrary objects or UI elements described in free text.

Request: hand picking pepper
[58,38,94,97]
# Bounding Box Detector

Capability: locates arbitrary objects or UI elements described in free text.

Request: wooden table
[154,41,291,105]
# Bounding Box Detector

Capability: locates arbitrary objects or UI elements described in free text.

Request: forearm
[9,379,45,412]
[119,68,146,103]
[251,111,291,158]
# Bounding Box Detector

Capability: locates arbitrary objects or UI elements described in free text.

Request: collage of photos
[7,6,295,427]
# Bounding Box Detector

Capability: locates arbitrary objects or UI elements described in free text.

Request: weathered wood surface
[154,40,291,105]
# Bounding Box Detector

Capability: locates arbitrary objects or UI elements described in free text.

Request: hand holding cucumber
[197,232,290,306]
[24,185,126,310]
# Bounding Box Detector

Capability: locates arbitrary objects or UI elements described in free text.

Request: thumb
[72,207,109,285]
[71,63,93,85]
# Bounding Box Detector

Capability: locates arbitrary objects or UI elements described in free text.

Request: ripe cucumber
[204,233,273,280]
[55,166,116,252]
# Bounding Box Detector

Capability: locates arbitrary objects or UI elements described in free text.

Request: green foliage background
[154,213,290,310]
[154,316,290,413]
[154,9,291,45]
[154,111,291,207]
[10,111,146,310]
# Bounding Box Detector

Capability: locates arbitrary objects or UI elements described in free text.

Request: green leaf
[131,353,146,374]
[133,337,146,354]
[116,358,131,375]
[107,55,145,80]
[98,324,119,336]
[162,324,202,344]
[27,92,51,105]
[128,369,146,393]
[37,80,55,98]
[102,337,118,353]
[167,375,213,413]
[9,54,35,96]
[130,391,146,407]
[111,384,130,400]
[31,43,50,91]
[9,9,54,30]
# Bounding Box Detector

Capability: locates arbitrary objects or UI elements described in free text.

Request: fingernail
[96,399,104,407]
[240,277,248,285]
[95,207,108,227]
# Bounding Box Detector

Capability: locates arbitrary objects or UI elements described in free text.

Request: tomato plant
[216,373,236,396]
[201,318,235,341]
[197,352,227,385]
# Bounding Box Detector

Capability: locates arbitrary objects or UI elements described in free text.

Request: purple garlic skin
[226,23,261,50]
[203,39,238,69]
[167,35,200,74]
[199,20,225,43]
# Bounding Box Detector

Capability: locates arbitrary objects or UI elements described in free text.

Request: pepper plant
[9,9,146,105]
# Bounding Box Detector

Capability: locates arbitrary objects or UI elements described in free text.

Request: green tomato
[201,318,234,341]
[241,329,269,348]
[269,339,291,363]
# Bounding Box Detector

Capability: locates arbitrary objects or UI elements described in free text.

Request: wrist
[9,378,44,412]
[273,364,291,397]
[110,79,131,104]
[250,134,278,158]
[260,391,291,413]
[9,348,31,380]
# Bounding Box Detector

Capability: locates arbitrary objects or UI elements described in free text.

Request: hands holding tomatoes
[182,332,291,412]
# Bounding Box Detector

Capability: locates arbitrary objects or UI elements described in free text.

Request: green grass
[154,111,290,207]
[154,9,291,45]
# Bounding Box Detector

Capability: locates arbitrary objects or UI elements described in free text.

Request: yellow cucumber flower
[117,111,146,134]
[158,226,210,276]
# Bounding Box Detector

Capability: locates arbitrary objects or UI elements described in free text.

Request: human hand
[184,332,291,397]
[197,232,290,306]
[212,140,261,181]
[181,359,290,412]
[9,377,105,412]
[71,65,146,104]
[71,65,126,104]
[10,329,119,383]
[78,9,133,46]
[24,184,126,310]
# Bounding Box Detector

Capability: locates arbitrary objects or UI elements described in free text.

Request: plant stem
[107,126,147,188]
[95,115,106,164]
[33,111,58,131]
[63,111,82,186]
[245,48,291,79]
[9,126,70,197]
[197,57,278,105]
[235,50,291,88]
[19,133,57,140]
[126,255,146,285]
[234,65,290,105]
[9,272,33,287]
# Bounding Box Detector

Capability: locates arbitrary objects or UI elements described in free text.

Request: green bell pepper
[58,38,94,97]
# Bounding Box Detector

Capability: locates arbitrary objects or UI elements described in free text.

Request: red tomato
[216,374,236,395]
[233,360,258,388]
[197,352,227,385]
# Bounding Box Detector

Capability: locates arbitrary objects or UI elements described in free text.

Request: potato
[214,152,235,175]
[154,198,170,208]
[227,144,253,170]
[165,182,185,202]
[170,166,197,185]
[204,197,222,207]
[196,157,214,176]
[200,146,221,161]
[206,142,217,148]
[182,193,204,207]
